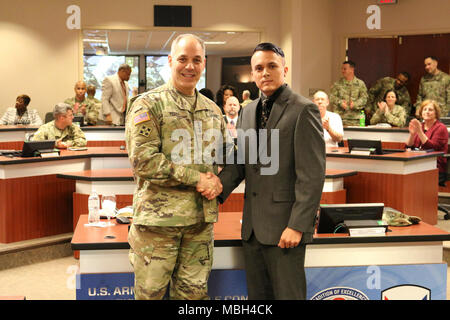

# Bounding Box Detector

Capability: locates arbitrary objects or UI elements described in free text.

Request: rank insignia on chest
[139,125,151,137]
[134,112,150,125]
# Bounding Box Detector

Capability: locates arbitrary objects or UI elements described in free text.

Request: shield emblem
[381,285,431,300]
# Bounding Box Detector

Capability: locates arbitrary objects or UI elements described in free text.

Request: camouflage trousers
[128,222,213,300]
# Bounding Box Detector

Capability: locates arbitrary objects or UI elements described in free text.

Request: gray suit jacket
[101,73,129,125]
[219,85,325,245]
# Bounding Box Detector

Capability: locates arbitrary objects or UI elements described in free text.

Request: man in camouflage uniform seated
[125,34,230,300]
[64,81,99,125]
[330,61,368,126]
[32,103,87,149]
[415,56,450,117]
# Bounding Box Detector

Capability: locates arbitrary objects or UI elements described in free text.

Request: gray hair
[170,34,206,57]
[53,103,72,118]
[118,63,131,72]
[243,90,251,98]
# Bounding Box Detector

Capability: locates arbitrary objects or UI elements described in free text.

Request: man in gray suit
[213,43,325,299]
[101,63,131,125]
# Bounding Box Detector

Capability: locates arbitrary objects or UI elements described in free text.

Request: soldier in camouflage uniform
[125,34,230,300]
[32,103,87,148]
[64,81,99,125]
[330,61,368,126]
[369,90,407,127]
[415,56,450,117]
[367,72,412,117]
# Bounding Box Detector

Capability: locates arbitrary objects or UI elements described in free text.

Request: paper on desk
[84,222,109,228]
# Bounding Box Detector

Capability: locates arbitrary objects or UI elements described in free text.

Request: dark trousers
[242,233,307,300]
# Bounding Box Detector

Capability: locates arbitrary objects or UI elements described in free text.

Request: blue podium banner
[306,264,447,300]
[76,264,447,300]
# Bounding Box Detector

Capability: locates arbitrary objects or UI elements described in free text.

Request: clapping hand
[196,172,223,200]
[408,118,422,135]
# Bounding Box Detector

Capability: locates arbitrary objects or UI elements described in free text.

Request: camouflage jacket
[64,96,99,125]
[367,77,411,115]
[415,71,450,116]
[330,77,368,124]
[369,104,406,127]
[125,81,230,227]
[32,120,87,147]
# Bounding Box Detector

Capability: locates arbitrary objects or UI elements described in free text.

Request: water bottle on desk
[88,190,100,224]
[359,110,366,127]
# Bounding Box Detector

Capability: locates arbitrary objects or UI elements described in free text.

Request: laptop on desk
[347,138,405,155]
[0,140,56,158]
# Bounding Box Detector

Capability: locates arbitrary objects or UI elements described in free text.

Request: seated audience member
[313,90,343,147]
[367,72,411,117]
[0,94,42,126]
[216,84,237,114]
[241,90,253,108]
[199,88,215,101]
[85,84,101,124]
[370,90,407,127]
[64,81,99,125]
[223,96,240,140]
[32,103,87,149]
[330,61,368,126]
[406,100,448,186]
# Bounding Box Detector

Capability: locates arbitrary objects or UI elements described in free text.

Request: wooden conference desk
[343,126,450,150]
[0,147,129,243]
[0,125,125,149]
[326,146,443,225]
[57,168,357,235]
[72,212,450,300]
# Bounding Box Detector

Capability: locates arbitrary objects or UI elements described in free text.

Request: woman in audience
[216,84,237,114]
[406,99,448,186]
[0,94,43,126]
[370,90,406,127]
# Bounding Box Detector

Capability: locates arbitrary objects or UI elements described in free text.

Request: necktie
[230,120,235,126]
[260,98,270,129]
[120,81,127,112]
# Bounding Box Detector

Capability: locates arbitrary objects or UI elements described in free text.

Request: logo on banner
[310,287,369,300]
[382,285,431,300]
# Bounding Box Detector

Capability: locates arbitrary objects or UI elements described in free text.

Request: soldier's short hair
[170,34,206,57]
[343,60,356,68]
[118,63,132,72]
[417,99,441,120]
[424,55,438,62]
[53,103,73,119]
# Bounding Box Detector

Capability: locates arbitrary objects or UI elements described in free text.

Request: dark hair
[383,89,398,102]
[424,55,438,62]
[199,88,215,101]
[399,71,410,80]
[216,84,237,108]
[343,60,356,68]
[17,94,31,106]
[252,42,285,58]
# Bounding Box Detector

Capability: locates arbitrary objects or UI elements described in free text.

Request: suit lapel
[258,86,291,158]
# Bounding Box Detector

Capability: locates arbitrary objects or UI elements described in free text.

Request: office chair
[44,112,54,123]
[438,154,450,220]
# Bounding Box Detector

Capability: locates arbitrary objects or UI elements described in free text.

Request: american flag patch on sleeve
[134,112,150,125]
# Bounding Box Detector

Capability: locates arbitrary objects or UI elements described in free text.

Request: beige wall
[330,0,450,81]
[0,0,279,119]
[1,0,449,120]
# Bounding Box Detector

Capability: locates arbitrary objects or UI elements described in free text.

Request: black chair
[44,112,54,123]
[438,153,450,220]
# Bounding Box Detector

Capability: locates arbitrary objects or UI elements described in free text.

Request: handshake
[196,172,223,200]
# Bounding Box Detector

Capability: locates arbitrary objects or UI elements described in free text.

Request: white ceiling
[83,30,260,56]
